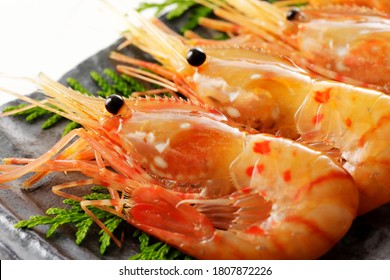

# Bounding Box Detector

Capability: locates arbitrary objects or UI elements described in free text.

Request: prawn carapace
[275,0,390,15]
[194,0,390,93]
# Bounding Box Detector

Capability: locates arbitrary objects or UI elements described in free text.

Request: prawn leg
[19,138,95,187]
[0,128,153,188]
[0,128,82,185]
[80,198,129,248]
[1,155,148,196]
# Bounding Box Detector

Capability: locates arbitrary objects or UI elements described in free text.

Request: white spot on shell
[146,132,155,144]
[153,156,168,169]
[150,164,172,179]
[229,91,240,102]
[180,123,191,129]
[126,131,155,144]
[335,61,349,72]
[371,45,380,53]
[127,131,146,140]
[226,107,241,118]
[271,106,280,119]
[155,139,170,153]
[250,74,261,79]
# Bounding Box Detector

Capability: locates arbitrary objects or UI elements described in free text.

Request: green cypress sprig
[66,77,93,96]
[62,121,81,136]
[3,104,51,123]
[99,217,123,255]
[3,103,66,130]
[103,69,134,97]
[180,5,213,33]
[14,190,123,255]
[120,74,147,92]
[2,103,28,113]
[130,230,192,260]
[90,71,117,98]
[137,0,212,33]
[41,114,64,130]
[137,0,197,20]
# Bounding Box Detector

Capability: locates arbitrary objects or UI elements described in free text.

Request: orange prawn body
[191,48,390,215]
[189,48,311,137]
[109,8,390,214]
[302,0,390,14]
[198,0,390,93]
[126,134,358,259]
[0,74,358,259]
[101,97,246,197]
[286,6,390,91]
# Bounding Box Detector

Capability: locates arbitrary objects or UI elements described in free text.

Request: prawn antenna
[101,0,188,70]
[195,0,285,41]
[0,73,102,129]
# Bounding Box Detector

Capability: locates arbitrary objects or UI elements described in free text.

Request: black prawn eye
[105,94,124,115]
[286,8,300,21]
[186,47,207,67]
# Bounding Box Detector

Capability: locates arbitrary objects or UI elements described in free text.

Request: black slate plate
[1,18,390,260]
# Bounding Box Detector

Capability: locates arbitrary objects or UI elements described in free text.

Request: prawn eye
[105,94,124,115]
[286,8,300,21]
[186,47,207,67]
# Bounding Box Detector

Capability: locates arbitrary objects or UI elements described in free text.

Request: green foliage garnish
[62,121,81,136]
[3,104,54,124]
[180,5,213,33]
[103,68,146,97]
[14,188,191,258]
[137,0,279,34]
[42,113,64,130]
[66,77,93,96]
[90,68,149,98]
[138,0,212,33]
[14,190,123,255]
[120,72,147,93]
[90,71,117,98]
[130,230,192,260]
[138,0,197,19]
